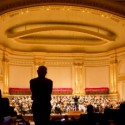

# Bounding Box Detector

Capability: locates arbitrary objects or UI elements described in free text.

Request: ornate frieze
[9,58,34,66]
[84,60,110,66]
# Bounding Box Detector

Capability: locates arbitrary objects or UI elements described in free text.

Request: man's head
[87,104,94,114]
[37,65,47,77]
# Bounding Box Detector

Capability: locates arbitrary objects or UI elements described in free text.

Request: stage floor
[23,111,83,122]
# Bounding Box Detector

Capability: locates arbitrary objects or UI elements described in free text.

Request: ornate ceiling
[0,0,125,53]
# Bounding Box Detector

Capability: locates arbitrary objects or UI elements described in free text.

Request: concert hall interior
[0,0,125,125]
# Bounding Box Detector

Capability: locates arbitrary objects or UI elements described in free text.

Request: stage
[23,111,84,122]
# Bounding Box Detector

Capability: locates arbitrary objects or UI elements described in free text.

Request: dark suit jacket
[30,77,53,108]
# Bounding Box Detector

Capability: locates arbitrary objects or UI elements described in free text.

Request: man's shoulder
[30,77,52,83]
[45,78,53,83]
[30,77,38,82]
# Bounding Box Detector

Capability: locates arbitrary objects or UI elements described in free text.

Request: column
[109,60,118,94]
[0,60,4,95]
[73,62,84,95]
[3,52,9,94]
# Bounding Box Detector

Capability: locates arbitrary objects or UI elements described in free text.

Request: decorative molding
[0,45,125,67]
[85,87,109,94]
[0,0,125,17]
[9,87,73,95]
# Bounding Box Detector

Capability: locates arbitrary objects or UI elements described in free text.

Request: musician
[55,103,62,115]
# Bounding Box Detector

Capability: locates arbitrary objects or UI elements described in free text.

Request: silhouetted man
[0,89,1,98]
[30,66,53,125]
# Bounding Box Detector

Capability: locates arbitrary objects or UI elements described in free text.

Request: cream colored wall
[118,81,125,100]
[118,59,125,99]
[8,65,72,89]
[9,65,33,88]
[119,60,125,74]
[47,66,72,88]
[121,81,125,100]
[85,66,109,88]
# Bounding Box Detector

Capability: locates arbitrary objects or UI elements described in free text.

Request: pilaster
[73,61,84,95]
[3,52,9,94]
[109,57,118,96]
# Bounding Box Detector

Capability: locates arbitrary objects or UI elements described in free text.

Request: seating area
[8,94,124,117]
[0,88,124,125]
[23,103,125,125]
[0,97,29,125]
[0,90,29,125]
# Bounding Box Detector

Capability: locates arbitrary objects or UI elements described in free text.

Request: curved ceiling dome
[0,0,125,53]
